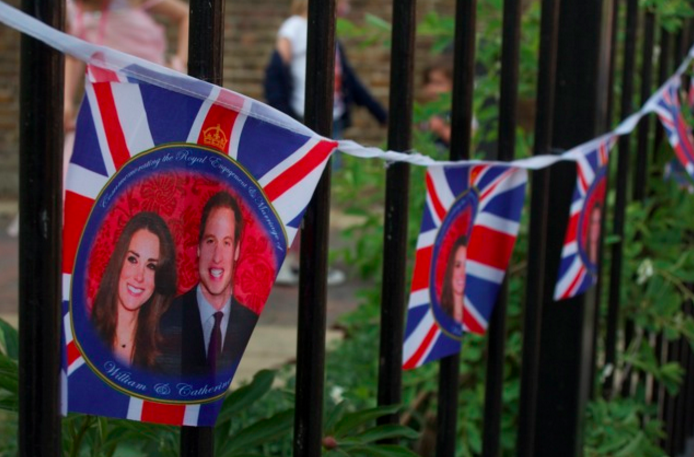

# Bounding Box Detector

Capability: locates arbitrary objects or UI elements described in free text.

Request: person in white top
[276,2,345,122]
[269,0,386,135]
[268,0,387,286]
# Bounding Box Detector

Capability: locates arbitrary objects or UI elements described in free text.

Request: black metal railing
[16,0,694,456]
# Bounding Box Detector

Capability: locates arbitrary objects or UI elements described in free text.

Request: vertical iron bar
[603,0,638,400]
[652,28,670,164]
[435,0,476,455]
[623,10,655,397]
[293,0,335,456]
[631,11,655,203]
[516,0,560,455]
[604,0,620,131]
[532,0,612,454]
[673,30,683,65]
[187,0,225,85]
[589,0,618,400]
[376,0,416,433]
[686,302,694,437]
[18,1,64,456]
[181,1,225,454]
[481,0,521,454]
[651,25,672,421]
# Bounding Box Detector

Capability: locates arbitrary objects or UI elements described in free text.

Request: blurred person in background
[7,0,189,236]
[264,0,386,286]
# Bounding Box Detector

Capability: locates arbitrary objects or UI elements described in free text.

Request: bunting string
[0,0,692,171]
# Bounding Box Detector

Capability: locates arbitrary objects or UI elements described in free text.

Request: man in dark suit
[159,191,258,378]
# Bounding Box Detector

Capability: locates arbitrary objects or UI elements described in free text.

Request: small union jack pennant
[651,77,694,180]
[62,61,337,426]
[403,165,527,369]
[554,135,617,301]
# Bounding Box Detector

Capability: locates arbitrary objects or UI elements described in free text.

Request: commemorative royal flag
[553,135,617,301]
[402,165,527,369]
[650,77,694,180]
[60,56,337,425]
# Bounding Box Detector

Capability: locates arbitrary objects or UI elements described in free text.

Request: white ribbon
[0,0,693,170]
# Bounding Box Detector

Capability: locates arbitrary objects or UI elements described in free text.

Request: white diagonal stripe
[228,98,252,160]
[403,306,434,361]
[85,82,117,177]
[66,164,109,200]
[112,83,154,155]
[63,312,73,344]
[427,166,456,210]
[554,256,583,300]
[463,296,488,330]
[67,357,85,376]
[269,156,330,227]
[257,137,321,186]
[466,259,505,284]
[183,405,201,426]
[416,229,437,249]
[62,273,72,303]
[186,86,220,143]
[408,289,430,309]
[425,193,442,227]
[127,398,144,421]
[474,212,520,237]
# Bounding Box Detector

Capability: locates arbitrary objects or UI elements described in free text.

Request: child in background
[420,56,478,149]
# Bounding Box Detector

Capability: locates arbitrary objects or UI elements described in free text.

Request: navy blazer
[263,42,387,128]
[158,287,258,379]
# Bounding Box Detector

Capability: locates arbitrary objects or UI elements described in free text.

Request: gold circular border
[69,142,286,404]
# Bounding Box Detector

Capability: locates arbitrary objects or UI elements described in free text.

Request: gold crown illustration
[203,124,228,151]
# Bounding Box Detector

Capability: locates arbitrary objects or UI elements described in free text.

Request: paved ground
[0,202,370,385]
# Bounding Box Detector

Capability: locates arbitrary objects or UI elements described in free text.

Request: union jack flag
[62,62,337,426]
[553,135,617,301]
[651,77,694,180]
[402,165,527,369]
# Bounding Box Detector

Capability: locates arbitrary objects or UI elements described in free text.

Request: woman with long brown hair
[92,212,176,369]
[440,235,468,324]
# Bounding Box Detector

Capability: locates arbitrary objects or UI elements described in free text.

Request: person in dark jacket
[264,0,386,136]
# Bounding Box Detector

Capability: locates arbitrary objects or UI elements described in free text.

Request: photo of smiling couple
[91,190,258,379]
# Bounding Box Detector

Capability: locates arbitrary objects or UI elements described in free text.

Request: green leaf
[216,370,275,425]
[343,424,419,444]
[219,408,294,457]
[324,401,347,434]
[334,404,401,437]
[364,14,392,32]
[0,394,18,412]
[344,444,419,457]
[613,431,644,456]
[0,318,18,361]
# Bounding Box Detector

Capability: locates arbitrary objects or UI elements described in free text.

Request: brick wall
[0,0,21,197]
[0,0,455,199]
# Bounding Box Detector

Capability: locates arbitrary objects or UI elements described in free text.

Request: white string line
[0,0,692,170]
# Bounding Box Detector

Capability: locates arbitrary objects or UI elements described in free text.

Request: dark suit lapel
[182,288,209,375]
[220,298,259,372]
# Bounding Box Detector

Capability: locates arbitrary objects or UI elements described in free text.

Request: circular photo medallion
[429,189,479,340]
[577,169,606,274]
[70,144,286,403]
